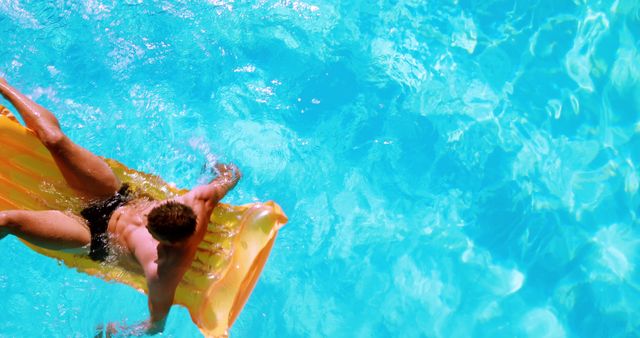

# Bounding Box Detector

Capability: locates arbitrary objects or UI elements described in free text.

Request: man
[0,77,241,334]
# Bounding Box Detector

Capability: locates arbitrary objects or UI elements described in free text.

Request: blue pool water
[1,0,639,337]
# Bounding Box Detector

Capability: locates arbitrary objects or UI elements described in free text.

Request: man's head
[146,201,197,244]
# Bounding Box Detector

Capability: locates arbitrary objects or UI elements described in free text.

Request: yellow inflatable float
[0,112,287,337]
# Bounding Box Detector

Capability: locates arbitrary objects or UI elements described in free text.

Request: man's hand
[193,162,242,205]
[95,320,160,337]
[95,322,118,337]
[213,163,241,189]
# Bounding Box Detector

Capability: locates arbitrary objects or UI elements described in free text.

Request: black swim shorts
[80,184,132,261]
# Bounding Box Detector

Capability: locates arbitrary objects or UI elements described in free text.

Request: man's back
[107,192,215,294]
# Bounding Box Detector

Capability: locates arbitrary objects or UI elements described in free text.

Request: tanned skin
[0,77,241,334]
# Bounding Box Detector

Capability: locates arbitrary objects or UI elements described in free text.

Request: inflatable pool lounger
[0,114,287,337]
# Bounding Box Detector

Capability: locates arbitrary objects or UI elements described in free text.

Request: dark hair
[147,201,196,243]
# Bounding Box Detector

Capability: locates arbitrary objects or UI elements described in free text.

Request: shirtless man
[0,77,241,334]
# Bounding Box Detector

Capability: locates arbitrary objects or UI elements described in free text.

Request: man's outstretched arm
[144,274,175,333]
[98,268,176,336]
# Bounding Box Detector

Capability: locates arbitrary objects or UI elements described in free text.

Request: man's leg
[0,210,90,252]
[0,78,120,201]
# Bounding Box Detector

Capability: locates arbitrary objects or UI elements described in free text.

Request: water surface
[1,1,639,337]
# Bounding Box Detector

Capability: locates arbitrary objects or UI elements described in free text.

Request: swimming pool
[1,0,639,337]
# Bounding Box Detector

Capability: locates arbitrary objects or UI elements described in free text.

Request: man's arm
[138,242,178,333]
[99,248,177,335]
[143,274,176,333]
[98,282,172,337]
